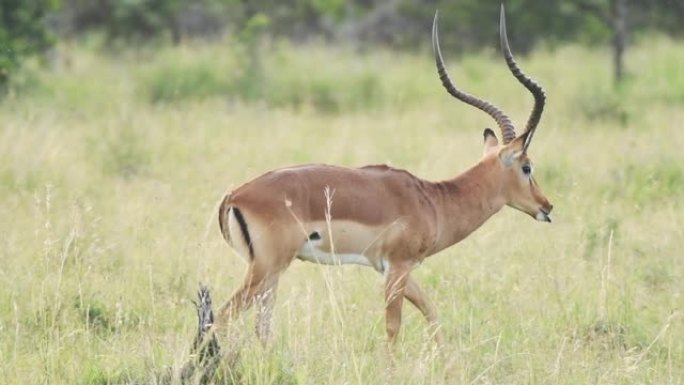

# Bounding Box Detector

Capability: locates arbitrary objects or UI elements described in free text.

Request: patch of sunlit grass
[0,35,682,384]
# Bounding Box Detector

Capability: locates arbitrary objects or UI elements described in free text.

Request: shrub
[0,0,54,92]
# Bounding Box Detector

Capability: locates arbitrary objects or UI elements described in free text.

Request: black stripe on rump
[232,207,254,259]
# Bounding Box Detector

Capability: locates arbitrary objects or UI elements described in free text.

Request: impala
[215,6,553,346]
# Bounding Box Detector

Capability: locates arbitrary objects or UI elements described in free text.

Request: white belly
[296,240,386,272]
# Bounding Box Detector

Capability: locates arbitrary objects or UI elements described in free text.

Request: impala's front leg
[384,263,410,346]
[404,276,444,346]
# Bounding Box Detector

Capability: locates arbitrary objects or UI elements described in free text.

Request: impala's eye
[522,165,532,175]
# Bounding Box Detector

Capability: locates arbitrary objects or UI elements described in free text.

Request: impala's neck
[429,155,507,253]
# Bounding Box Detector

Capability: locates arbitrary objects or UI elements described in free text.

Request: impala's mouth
[536,208,552,223]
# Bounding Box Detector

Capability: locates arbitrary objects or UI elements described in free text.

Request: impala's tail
[218,193,232,244]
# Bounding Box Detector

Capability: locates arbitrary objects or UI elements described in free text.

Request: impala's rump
[218,205,255,261]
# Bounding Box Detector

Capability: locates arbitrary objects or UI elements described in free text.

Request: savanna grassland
[1,35,683,384]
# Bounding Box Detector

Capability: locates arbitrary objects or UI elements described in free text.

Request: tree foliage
[1,0,682,89]
[58,0,184,43]
[0,0,54,89]
[40,0,684,49]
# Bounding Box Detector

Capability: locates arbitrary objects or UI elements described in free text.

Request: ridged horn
[432,10,517,144]
[499,4,546,151]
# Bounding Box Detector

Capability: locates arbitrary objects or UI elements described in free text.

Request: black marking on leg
[308,231,321,241]
[233,207,254,259]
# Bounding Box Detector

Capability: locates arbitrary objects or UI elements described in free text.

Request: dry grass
[0,36,682,384]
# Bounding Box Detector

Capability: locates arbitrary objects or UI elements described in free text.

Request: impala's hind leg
[217,242,295,344]
[254,274,279,344]
[218,262,278,324]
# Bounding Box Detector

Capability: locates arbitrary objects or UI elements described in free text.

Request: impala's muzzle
[536,204,553,223]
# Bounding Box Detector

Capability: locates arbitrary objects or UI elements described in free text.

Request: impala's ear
[483,128,499,155]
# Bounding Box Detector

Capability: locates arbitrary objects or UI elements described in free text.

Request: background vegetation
[1,1,683,384]
[2,0,684,89]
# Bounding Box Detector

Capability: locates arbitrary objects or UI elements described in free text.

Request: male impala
[215,6,553,346]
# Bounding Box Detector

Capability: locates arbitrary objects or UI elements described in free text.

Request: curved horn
[499,4,546,152]
[432,11,517,144]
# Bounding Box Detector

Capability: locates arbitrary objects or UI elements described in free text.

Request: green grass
[1,35,683,384]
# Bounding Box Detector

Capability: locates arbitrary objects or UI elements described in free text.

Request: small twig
[181,284,222,383]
